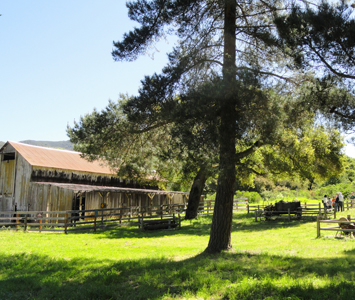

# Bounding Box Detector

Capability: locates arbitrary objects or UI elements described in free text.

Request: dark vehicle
[263,200,302,220]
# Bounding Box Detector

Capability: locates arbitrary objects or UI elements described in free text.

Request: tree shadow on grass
[1,249,355,300]
[92,213,313,240]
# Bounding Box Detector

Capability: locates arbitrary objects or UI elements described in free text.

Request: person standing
[338,192,344,212]
[322,195,328,209]
[332,195,336,210]
[350,192,355,209]
[335,192,340,212]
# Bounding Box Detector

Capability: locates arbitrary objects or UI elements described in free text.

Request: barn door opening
[80,196,86,219]
[72,195,80,223]
[72,194,86,221]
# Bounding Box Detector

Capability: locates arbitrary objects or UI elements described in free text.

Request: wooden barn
[0,141,188,214]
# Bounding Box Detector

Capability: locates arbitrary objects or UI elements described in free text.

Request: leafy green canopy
[274,1,355,133]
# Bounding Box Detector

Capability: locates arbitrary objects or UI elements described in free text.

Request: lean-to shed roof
[2,141,115,175]
[33,182,189,195]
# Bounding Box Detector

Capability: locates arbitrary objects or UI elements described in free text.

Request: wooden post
[334,208,336,220]
[64,213,68,234]
[140,215,144,231]
[288,208,290,222]
[161,205,163,220]
[24,216,27,231]
[178,214,181,229]
[247,203,249,214]
[39,219,42,232]
[101,209,104,225]
[16,213,19,229]
[317,215,320,238]
[94,210,97,232]
[305,202,307,210]
[254,210,258,222]
[318,202,321,215]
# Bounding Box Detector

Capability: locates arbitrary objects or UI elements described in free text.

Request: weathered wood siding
[83,191,187,213]
[0,144,17,211]
[13,154,33,211]
[0,159,15,211]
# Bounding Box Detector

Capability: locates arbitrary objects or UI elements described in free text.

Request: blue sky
[1,1,355,158]
[0,1,172,141]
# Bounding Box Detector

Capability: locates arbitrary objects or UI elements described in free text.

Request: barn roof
[2,141,115,175]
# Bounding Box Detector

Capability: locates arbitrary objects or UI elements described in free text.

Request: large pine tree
[109,0,301,253]
[68,0,348,253]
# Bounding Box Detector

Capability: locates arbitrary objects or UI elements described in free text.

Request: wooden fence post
[24,216,27,231]
[94,210,97,232]
[255,210,258,222]
[16,213,19,229]
[247,203,249,214]
[64,213,68,234]
[317,215,320,238]
[288,208,290,222]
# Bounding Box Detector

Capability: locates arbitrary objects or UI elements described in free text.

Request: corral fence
[317,214,355,238]
[249,199,355,216]
[0,198,249,233]
[200,198,248,215]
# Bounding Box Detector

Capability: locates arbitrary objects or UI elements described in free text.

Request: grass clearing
[1,210,355,299]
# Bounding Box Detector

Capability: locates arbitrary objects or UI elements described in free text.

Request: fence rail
[317,214,355,238]
[0,198,249,233]
[249,200,355,214]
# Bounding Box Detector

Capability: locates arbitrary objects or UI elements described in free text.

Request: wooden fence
[317,214,355,238]
[200,198,248,215]
[0,198,249,233]
[249,200,355,215]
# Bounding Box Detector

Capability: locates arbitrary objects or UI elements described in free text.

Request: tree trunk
[308,178,314,190]
[185,167,207,220]
[205,0,237,254]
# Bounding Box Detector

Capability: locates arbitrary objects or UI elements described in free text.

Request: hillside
[19,140,73,150]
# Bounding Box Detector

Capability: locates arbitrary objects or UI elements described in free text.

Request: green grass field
[1,210,355,300]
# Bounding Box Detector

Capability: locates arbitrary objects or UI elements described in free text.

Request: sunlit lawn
[1,209,355,299]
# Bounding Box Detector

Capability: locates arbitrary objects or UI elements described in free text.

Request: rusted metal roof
[7,141,115,175]
[33,182,189,195]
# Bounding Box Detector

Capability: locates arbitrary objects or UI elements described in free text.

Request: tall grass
[1,211,355,299]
